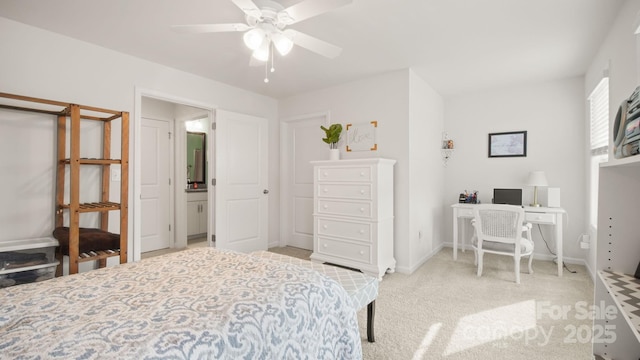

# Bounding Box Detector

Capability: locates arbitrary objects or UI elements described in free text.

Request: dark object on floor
[53,227,120,254]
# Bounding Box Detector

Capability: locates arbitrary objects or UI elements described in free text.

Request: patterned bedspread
[0,248,362,359]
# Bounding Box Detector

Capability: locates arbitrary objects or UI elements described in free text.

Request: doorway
[134,90,270,261]
[140,117,171,252]
[135,93,213,261]
[280,112,329,250]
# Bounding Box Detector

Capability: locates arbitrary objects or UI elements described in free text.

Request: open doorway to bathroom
[137,95,213,260]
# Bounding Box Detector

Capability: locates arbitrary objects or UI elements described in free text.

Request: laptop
[493,188,523,206]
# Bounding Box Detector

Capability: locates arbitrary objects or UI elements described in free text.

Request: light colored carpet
[272,246,594,360]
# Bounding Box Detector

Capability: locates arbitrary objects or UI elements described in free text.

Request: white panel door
[141,118,170,252]
[281,114,327,249]
[214,110,268,253]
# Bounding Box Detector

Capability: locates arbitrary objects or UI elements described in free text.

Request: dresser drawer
[316,237,371,264]
[525,212,556,225]
[317,184,372,200]
[317,218,372,242]
[317,200,372,218]
[317,166,371,182]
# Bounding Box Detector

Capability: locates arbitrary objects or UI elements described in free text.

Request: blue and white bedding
[0,247,362,359]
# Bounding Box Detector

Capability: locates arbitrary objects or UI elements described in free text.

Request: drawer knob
[360,208,365,212]
[323,205,329,209]
[359,229,365,234]
[323,188,329,193]
[360,190,365,195]
[360,172,365,176]
[323,244,328,248]
[323,172,328,177]
[359,251,364,255]
[323,225,328,229]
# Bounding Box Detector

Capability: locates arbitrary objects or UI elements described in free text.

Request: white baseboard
[396,243,445,275]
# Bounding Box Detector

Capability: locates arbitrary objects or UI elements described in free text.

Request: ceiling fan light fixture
[272,32,293,56]
[243,28,265,50]
[252,41,270,61]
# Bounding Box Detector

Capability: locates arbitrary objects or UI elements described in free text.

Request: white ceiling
[0,0,626,99]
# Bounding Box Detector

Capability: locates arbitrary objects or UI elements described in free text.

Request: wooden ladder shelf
[0,92,129,275]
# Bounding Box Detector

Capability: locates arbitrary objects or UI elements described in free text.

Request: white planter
[329,148,340,161]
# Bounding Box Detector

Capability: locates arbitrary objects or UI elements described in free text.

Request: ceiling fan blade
[285,29,342,59]
[231,0,262,19]
[172,23,249,33]
[280,0,352,25]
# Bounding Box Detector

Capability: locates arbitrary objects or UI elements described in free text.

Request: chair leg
[514,256,521,284]
[473,248,478,266]
[477,251,483,277]
[528,254,534,274]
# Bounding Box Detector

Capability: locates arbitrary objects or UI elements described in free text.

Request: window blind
[588,77,609,155]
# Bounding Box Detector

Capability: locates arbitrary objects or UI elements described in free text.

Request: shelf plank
[59,202,121,213]
[76,249,120,263]
[598,270,640,343]
[61,158,122,165]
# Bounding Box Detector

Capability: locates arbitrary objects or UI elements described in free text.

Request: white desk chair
[471,204,534,284]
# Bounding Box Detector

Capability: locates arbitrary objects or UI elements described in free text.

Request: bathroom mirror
[187,132,206,184]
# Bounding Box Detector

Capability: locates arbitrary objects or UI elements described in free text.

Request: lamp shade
[251,40,270,62]
[272,32,293,56]
[243,28,265,50]
[526,171,548,187]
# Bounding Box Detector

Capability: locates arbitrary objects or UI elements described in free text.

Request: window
[588,77,609,229]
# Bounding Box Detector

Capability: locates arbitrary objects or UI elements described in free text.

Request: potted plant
[321,123,342,160]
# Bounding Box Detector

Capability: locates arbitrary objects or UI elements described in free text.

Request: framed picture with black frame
[488,131,527,158]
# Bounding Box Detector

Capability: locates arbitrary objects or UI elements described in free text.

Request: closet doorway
[140,117,171,252]
[280,112,329,250]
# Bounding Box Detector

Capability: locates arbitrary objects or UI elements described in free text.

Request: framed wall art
[488,131,527,157]
[346,121,378,152]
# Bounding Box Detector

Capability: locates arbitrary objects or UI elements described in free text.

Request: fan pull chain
[264,42,275,83]
[270,42,275,73]
[264,60,269,83]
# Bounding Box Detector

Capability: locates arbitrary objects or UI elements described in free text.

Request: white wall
[443,77,587,265]
[279,69,445,274]
[0,17,278,259]
[408,70,445,271]
[584,0,640,276]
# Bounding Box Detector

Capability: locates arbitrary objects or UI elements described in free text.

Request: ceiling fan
[173,0,352,77]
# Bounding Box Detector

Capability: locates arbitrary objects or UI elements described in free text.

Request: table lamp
[526,171,548,207]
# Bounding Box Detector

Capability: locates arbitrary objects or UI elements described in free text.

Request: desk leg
[556,214,563,277]
[452,209,458,260]
[461,220,466,253]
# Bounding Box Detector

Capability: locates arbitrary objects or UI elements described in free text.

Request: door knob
[263,189,269,194]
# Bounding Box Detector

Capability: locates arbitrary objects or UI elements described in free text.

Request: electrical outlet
[580,241,590,249]
[581,234,590,243]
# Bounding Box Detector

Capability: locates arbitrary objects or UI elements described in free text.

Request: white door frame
[279,111,331,248]
[133,88,216,262]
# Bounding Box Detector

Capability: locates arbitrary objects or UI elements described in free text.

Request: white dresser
[310,158,396,280]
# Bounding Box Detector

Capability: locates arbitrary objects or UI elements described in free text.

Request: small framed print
[488,131,527,157]
[346,121,378,152]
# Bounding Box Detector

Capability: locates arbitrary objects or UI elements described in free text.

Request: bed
[0,247,362,359]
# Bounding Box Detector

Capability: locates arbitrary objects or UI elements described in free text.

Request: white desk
[451,203,567,277]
